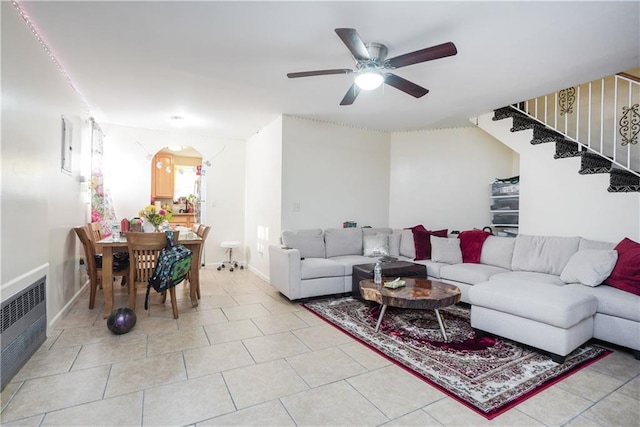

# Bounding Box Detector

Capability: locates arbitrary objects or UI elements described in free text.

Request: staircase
[490,73,640,193]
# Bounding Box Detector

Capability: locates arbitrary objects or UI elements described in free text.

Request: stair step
[510,114,538,132]
[554,140,583,159]
[493,107,517,121]
[608,169,640,193]
[493,107,536,133]
[579,152,612,174]
[532,125,565,145]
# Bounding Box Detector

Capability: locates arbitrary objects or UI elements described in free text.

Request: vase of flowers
[139,205,173,232]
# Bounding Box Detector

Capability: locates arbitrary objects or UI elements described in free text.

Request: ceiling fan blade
[340,83,361,105]
[335,28,370,61]
[386,42,457,69]
[287,69,353,78]
[384,73,429,98]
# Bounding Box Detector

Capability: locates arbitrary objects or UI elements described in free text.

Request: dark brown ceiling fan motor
[287,28,457,105]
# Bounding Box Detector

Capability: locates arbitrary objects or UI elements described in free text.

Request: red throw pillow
[459,229,492,263]
[411,225,448,260]
[605,237,640,296]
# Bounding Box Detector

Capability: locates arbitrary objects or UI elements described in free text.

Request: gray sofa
[269,227,396,301]
[268,228,640,361]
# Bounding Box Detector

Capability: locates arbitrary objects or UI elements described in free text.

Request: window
[174,165,200,200]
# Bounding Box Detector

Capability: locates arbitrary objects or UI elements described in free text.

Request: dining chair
[88,221,130,289]
[190,225,210,299]
[126,231,181,319]
[74,225,129,309]
[89,222,103,242]
[196,224,210,240]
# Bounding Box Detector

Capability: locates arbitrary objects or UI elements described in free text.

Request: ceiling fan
[287,28,457,105]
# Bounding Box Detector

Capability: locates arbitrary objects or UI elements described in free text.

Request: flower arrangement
[139,205,173,231]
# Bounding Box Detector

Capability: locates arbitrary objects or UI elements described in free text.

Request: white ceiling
[18,1,640,140]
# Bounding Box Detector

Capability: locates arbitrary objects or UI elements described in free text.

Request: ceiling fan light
[355,72,384,90]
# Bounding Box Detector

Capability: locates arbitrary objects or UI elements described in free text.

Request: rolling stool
[218,241,243,272]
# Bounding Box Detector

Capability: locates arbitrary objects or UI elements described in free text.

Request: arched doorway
[151,146,203,227]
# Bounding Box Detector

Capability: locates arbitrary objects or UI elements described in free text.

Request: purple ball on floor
[106,307,137,334]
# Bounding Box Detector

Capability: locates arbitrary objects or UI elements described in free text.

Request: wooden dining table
[95,230,203,318]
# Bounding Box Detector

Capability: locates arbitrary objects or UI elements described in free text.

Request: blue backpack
[145,231,193,310]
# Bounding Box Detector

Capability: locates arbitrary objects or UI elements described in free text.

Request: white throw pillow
[399,229,415,259]
[431,236,463,264]
[560,249,619,287]
[377,232,401,257]
[363,234,389,257]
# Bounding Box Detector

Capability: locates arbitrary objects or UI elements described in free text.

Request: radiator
[1,276,47,389]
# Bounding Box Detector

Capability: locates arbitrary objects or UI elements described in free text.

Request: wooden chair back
[126,231,180,318]
[196,225,211,269]
[74,226,99,308]
[89,222,103,242]
[74,225,129,309]
[197,225,211,240]
[126,232,167,288]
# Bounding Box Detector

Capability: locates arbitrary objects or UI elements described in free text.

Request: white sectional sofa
[269,228,640,362]
[425,234,639,362]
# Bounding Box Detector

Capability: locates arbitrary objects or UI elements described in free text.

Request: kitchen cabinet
[151,153,174,199]
[169,213,195,228]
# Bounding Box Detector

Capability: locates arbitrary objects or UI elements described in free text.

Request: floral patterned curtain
[90,120,116,236]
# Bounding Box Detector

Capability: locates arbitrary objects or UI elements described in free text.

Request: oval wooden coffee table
[360,278,461,341]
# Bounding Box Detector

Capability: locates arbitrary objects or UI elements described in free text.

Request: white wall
[2,3,89,328]
[389,127,518,231]
[245,116,283,279]
[102,125,246,266]
[477,112,640,242]
[281,116,391,230]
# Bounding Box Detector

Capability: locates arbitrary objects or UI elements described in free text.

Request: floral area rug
[301,297,610,419]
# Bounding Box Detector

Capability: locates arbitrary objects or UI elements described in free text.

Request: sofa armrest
[269,245,302,300]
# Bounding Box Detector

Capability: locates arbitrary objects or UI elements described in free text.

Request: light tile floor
[1,267,638,426]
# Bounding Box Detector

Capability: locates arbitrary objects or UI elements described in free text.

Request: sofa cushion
[440,263,510,285]
[480,236,516,270]
[362,227,393,236]
[329,255,377,273]
[469,279,597,329]
[363,234,389,257]
[324,228,363,258]
[560,249,618,287]
[490,271,566,286]
[380,232,402,257]
[512,234,580,275]
[605,237,640,296]
[399,229,416,259]
[579,238,616,251]
[416,260,447,279]
[301,258,345,279]
[564,284,640,322]
[430,236,462,264]
[411,225,448,260]
[459,229,492,263]
[282,229,325,258]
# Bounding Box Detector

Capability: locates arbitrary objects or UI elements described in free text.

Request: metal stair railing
[512,73,639,178]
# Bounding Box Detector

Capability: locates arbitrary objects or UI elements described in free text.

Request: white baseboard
[47,279,90,335]
[246,264,269,283]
